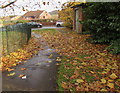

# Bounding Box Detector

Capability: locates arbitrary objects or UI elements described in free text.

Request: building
[49,10,59,20]
[11,16,21,21]
[18,10,51,20]
[71,3,86,33]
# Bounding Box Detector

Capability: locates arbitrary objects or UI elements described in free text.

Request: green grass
[57,56,76,91]
[33,29,59,35]
[83,73,95,83]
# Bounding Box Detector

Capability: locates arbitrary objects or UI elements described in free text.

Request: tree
[59,2,81,29]
[0,0,17,9]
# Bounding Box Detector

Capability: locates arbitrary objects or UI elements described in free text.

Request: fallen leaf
[19,74,25,78]
[61,82,68,89]
[56,58,62,62]
[56,63,60,65]
[48,54,53,58]
[108,79,113,82]
[101,79,107,84]
[90,71,95,74]
[107,83,114,88]
[101,71,107,74]
[7,68,14,72]
[115,81,120,86]
[12,63,17,66]
[100,88,107,91]
[109,73,118,79]
[7,72,15,76]
[48,60,52,63]
[81,62,87,66]
[76,79,84,83]
[20,68,26,71]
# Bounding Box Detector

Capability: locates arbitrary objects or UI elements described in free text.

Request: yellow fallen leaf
[76,79,84,83]
[101,79,107,84]
[104,68,110,72]
[48,54,53,58]
[108,79,113,82]
[61,82,68,89]
[109,73,118,79]
[100,88,107,91]
[7,72,15,76]
[12,63,17,66]
[81,62,87,66]
[56,58,62,62]
[107,83,114,88]
[101,71,107,74]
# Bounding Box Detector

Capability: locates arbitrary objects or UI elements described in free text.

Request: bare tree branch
[0,0,17,9]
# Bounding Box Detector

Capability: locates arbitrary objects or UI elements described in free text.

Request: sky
[0,0,71,17]
[1,0,119,17]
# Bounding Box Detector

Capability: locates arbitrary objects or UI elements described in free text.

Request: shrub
[81,2,120,54]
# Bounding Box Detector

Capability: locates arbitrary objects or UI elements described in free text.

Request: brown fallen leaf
[19,74,25,78]
[20,68,26,71]
[7,68,14,72]
[115,81,120,86]
[90,71,95,74]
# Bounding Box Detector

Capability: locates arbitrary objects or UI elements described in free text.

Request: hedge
[81,2,120,54]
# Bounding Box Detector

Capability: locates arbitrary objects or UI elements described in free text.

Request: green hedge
[81,2,120,54]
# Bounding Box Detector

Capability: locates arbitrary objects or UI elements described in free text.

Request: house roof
[18,10,45,20]
[23,10,44,17]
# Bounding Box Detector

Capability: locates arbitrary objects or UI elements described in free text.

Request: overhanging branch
[0,0,17,9]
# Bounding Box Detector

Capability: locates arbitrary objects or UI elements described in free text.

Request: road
[32,26,64,30]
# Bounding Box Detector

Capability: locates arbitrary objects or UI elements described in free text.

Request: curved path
[2,32,59,91]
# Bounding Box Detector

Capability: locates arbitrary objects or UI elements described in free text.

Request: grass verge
[33,28,120,92]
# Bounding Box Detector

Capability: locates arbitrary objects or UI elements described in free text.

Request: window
[43,16,45,19]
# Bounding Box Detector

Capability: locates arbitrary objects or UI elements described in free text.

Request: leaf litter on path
[1,36,44,71]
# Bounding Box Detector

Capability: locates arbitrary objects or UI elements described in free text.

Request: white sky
[0,0,70,17]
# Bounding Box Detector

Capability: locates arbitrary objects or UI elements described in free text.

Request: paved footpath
[2,32,59,91]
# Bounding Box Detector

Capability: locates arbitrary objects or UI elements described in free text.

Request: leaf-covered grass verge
[34,28,120,92]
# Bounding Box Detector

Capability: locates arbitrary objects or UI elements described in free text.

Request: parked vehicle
[56,21,64,27]
[27,22,42,28]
